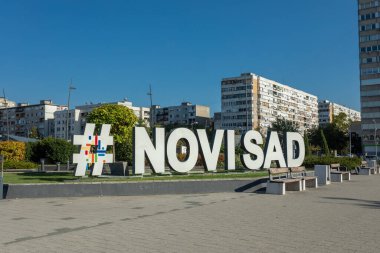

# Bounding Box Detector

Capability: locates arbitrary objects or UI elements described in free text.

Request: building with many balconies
[221,73,319,134]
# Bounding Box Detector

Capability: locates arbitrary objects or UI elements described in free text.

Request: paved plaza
[1,175,380,253]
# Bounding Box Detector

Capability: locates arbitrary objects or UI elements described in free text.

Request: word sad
[133,127,305,174]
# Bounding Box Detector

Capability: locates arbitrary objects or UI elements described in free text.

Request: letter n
[133,127,165,174]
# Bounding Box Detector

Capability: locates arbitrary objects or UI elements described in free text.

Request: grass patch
[2,171,268,184]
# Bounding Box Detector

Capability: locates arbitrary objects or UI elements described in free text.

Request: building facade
[152,102,210,127]
[358,0,380,156]
[221,73,318,134]
[0,97,16,109]
[54,99,150,140]
[0,100,67,138]
[318,100,361,127]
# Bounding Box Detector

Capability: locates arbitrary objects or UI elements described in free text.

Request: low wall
[2,178,268,199]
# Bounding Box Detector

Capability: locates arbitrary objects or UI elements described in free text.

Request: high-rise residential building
[358,0,380,156]
[0,100,67,138]
[221,73,318,134]
[152,102,210,127]
[54,99,150,140]
[318,100,361,127]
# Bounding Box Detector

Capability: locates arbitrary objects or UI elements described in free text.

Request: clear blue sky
[0,0,360,114]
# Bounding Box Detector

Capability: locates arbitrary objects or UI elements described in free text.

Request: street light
[66,83,76,141]
[373,119,377,158]
[349,122,352,158]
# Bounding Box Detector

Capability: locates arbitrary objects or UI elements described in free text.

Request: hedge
[2,160,38,170]
[303,156,362,170]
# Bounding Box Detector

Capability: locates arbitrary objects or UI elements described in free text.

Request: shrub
[303,156,361,170]
[0,141,26,161]
[30,137,75,164]
[3,160,38,170]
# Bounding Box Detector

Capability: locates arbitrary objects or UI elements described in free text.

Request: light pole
[66,83,76,141]
[373,119,378,159]
[147,84,153,127]
[348,121,352,157]
[2,89,10,141]
[245,80,248,133]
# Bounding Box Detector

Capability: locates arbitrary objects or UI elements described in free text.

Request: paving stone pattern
[1,175,380,252]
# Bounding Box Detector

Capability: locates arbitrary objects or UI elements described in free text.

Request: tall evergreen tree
[304,131,311,156]
[320,129,330,156]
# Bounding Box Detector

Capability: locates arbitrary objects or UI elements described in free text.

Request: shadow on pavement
[322,197,380,209]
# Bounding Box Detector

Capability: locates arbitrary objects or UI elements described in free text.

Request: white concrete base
[266,182,285,195]
[331,173,343,182]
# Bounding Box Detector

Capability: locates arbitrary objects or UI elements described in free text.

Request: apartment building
[152,102,210,127]
[221,73,318,134]
[0,100,67,138]
[318,100,361,127]
[0,97,16,109]
[54,99,150,140]
[358,0,380,156]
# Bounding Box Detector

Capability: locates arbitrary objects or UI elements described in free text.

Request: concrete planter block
[314,165,331,186]
[109,162,128,176]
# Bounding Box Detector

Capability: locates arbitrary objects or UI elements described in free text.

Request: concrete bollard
[56,162,61,171]
[40,159,45,172]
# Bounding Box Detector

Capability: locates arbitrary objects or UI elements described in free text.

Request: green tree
[30,137,75,163]
[270,117,299,132]
[87,104,138,163]
[321,129,330,156]
[270,117,299,149]
[29,126,42,139]
[322,123,347,152]
[333,112,350,133]
[304,131,311,156]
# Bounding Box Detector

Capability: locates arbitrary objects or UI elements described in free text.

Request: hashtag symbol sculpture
[73,123,114,176]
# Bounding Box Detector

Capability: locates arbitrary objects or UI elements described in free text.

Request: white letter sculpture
[196,129,224,171]
[263,131,287,168]
[133,127,165,174]
[241,130,264,170]
[73,123,114,176]
[285,132,305,167]
[167,128,199,173]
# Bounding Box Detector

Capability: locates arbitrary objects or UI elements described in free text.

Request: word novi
[133,127,305,174]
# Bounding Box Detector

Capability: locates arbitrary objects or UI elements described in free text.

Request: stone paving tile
[1,174,380,252]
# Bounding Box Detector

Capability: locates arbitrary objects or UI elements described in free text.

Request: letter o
[167,128,199,173]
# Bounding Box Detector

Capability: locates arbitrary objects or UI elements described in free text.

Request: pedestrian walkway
[1,174,380,252]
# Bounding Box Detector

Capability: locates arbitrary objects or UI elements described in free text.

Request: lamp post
[349,122,352,158]
[66,83,76,141]
[373,119,378,160]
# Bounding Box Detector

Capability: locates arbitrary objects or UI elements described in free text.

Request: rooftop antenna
[2,89,10,141]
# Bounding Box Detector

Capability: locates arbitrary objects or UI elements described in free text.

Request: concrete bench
[266,168,303,195]
[290,166,318,190]
[330,163,351,182]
